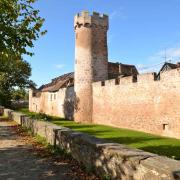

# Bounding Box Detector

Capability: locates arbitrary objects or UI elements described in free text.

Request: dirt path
[0,119,98,180]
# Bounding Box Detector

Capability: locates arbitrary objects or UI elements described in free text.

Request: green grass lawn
[18,108,180,160]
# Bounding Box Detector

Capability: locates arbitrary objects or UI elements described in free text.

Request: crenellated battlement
[137,72,157,82]
[92,68,180,87]
[74,10,109,123]
[74,11,109,30]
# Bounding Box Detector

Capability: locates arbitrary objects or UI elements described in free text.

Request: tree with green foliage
[0,54,36,106]
[0,0,46,106]
[11,88,28,101]
[0,0,46,56]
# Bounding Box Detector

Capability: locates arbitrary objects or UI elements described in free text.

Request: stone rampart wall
[3,108,14,118]
[93,68,180,139]
[29,86,74,120]
[0,106,4,116]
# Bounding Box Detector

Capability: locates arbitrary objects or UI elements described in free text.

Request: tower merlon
[74,11,109,30]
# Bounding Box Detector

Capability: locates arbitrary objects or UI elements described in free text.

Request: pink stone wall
[92,68,180,139]
[29,87,74,119]
[74,11,108,123]
[29,68,180,139]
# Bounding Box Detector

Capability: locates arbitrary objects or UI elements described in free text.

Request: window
[133,76,137,83]
[54,93,56,100]
[101,81,105,86]
[50,94,53,101]
[163,124,168,131]
[115,78,120,85]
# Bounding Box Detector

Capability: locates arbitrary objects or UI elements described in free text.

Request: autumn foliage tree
[0,0,46,106]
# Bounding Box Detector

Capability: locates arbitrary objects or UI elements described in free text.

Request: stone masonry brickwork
[0,106,4,116]
[29,11,180,139]
[2,108,180,180]
[93,69,180,139]
[74,11,109,123]
[29,86,74,120]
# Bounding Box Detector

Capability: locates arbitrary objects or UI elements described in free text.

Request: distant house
[157,62,180,79]
[108,62,139,79]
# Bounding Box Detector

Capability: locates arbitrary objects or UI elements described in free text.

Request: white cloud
[110,11,118,20]
[55,64,65,69]
[149,46,180,63]
[162,47,180,59]
[137,64,146,69]
[109,8,126,20]
[137,63,163,73]
[137,46,180,73]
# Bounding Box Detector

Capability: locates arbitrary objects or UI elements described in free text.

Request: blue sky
[25,0,180,86]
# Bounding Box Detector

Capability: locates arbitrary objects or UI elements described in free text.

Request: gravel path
[0,118,98,180]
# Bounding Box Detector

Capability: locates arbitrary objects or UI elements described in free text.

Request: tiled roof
[159,62,180,73]
[108,62,139,78]
[165,62,180,69]
[38,72,74,92]
[37,62,139,92]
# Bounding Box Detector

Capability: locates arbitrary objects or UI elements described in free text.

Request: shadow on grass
[141,145,180,160]
[15,108,180,160]
[52,121,180,160]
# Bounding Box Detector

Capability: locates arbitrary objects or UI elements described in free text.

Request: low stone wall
[11,112,27,124]
[4,108,14,118]
[0,106,4,116]
[22,117,62,145]
[4,109,180,180]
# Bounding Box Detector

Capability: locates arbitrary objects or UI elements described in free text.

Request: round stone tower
[74,11,109,123]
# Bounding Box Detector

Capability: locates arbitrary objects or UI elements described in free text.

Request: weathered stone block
[4,109,14,118]
[0,106,4,116]
[21,117,61,145]
[54,129,180,179]
[10,112,26,125]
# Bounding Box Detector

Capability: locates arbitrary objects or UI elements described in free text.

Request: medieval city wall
[29,86,74,120]
[92,68,180,138]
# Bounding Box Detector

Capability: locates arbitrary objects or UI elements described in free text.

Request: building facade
[29,11,180,139]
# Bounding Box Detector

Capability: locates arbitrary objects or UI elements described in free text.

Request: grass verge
[17,108,180,160]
